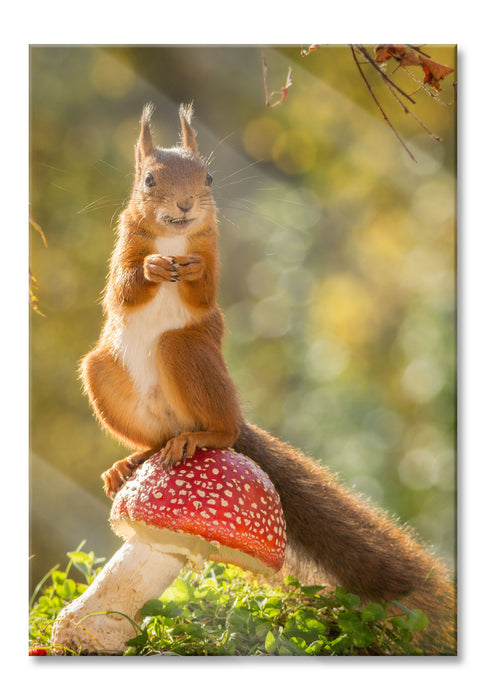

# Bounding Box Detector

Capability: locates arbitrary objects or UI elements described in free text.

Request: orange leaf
[301,44,320,56]
[374,44,395,62]
[420,57,454,90]
[375,44,421,67]
[399,50,421,67]
[392,45,408,57]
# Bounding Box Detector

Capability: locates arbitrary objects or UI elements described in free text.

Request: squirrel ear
[179,103,198,154]
[136,103,155,169]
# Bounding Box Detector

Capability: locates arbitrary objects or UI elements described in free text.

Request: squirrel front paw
[143,254,180,283]
[159,433,198,468]
[102,458,137,498]
[173,255,204,281]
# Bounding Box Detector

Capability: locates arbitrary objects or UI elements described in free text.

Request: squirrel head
[127,103,216,237]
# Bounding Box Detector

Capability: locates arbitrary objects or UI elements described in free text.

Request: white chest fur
[114,236,194,397]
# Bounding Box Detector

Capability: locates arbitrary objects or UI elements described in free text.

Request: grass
[29,543,429,656]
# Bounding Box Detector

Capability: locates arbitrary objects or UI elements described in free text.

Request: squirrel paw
[173,255,204,281]
[160,433,198,469]
[102,458,138,498]
[143,254,179,283]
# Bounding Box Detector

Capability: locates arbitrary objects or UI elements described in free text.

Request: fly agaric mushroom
[50,448,286,654]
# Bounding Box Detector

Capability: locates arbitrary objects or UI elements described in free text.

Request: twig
[406,44,431,59]
[261,46,293,108]
[381,67,442,142]
[354,44,416,105]
[400,63,453,108]
[350,45,417,162]
[262,46,270,106]
[356,44,444,142]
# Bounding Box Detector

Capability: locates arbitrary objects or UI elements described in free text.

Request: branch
[354,44,416,105]
[351,44,454,154]
[350,45,417,162]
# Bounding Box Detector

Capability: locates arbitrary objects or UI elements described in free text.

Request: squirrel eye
[144,172,155,187]
[205,172,213,187]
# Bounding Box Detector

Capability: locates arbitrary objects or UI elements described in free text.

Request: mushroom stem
[50,537,185,654]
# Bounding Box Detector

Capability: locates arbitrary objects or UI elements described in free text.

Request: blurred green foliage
[29,45,456,590]
[30,550,432,656]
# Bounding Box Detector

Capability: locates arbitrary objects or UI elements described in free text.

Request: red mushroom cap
[110,448,286,574]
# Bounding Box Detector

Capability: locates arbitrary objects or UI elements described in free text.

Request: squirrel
[80,104,456,654]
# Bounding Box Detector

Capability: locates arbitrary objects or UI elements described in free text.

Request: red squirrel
[81,103,242,493]
[81,104,456,654]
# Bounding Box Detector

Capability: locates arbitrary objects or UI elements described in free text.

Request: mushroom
[50,448,286,654]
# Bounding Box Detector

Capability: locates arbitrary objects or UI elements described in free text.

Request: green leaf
[126,629,148,649]
[284,612,328,643]
[300,584,326,597]
[194,581,220,601]
[306,639,324,654]
[255,622,271,640]
[61,578,77,600]
[67,551,95,579]
[407,609,429,632]
[327,633,351,654]
[160,576,192,603]
[336,587,361,609]
[338,611,375,647]
[140,599,166,617]
[284,575,301,587]
[67,550,93,565]
[391,615,408,630]
[162,600,186,618]
[360,602,386,622]
[303,617,329,637]
[281,636,310,656]
[265,630,277,653]
[228,604,252,629]
[207,562,226,578]
[51,570,66,585]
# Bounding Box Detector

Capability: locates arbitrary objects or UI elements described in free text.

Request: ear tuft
[179,103,198,154]
[142,101,156,124]
[179,102,194,124]
[138,102,155,157]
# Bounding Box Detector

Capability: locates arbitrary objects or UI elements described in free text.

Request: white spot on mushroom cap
[110,447,286,571]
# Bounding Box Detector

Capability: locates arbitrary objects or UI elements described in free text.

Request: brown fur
[81,105,456,654]
[80,104,242,493]
[235,422,456,654]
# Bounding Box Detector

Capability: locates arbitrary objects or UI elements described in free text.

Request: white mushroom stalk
[50,448,286,654]
[50,540,185,654]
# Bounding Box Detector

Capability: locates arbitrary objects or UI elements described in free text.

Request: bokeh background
[29,45,456,591]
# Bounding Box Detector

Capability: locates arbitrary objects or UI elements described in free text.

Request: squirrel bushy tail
[235,420,456,655]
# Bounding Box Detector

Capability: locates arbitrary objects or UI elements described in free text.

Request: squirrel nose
[176,196,193,214]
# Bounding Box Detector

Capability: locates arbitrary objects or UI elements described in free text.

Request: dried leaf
[262,47,293,109]
[301,44,320,56]
[268,66,293,108]
[375,44,419,67]
[420,57,454,90]
[398,50,421,68]
[391,45,408,58]
[374,45,393,62]
[374,44,454,90]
